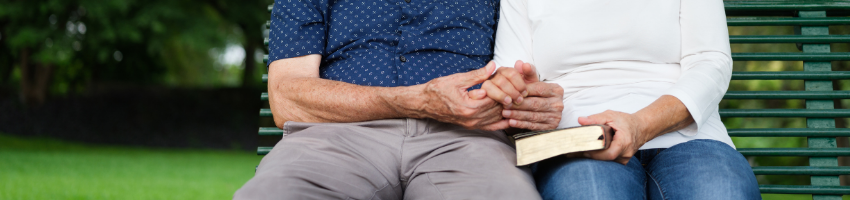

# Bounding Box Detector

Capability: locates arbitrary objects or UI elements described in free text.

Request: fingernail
[503,110,511,117]
[509,119,517,126]
[515,96,523,105]
[504,96,512,105]
[522,90,528,97]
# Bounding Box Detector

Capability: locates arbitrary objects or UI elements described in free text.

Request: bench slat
[260,72,850,83]
[262,127,850,137]
[728,128,850,137]
[258,147,272,155]
[738,148,850,156]
[730,35,850,43]
[732,52,850,61]
[728,17,850,26]
[260,106,850,118]
[759,185,850,195]
[720,109,850,117]
[259,127,283,135]
[259,127,850,137]
[265,91,850,101]
[753,166,850,175]
[259,72,850,84]
[725,1,850,11]
[732,71,850,80]
[263,54,268,64]
[724,91,850,99]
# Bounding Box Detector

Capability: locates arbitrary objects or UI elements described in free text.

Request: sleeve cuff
[664,88,703,136]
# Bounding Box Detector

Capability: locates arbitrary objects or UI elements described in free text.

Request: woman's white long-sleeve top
[493,0,735,149]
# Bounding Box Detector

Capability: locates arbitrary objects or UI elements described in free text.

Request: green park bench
[257,1,850,199]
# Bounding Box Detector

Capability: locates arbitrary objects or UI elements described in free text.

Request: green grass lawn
[0,134,262,200]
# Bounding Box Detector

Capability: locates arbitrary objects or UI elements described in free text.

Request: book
[513,125,613,166]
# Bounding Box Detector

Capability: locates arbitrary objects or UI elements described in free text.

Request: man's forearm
[269,77,426,126]
[267,55,501,130]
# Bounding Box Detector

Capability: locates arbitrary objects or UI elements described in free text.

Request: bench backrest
[258,1,850,198]
[722,1,850,199]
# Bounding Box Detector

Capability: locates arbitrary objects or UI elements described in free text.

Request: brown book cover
[512,125,613,166]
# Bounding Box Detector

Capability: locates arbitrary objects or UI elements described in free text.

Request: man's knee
[235,170,346,200]
[405,168,540,200]
[238,164,394,200]
[240,123,404,200]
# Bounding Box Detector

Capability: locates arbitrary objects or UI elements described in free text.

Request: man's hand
[577,110,646,165]
[411,62,510,131]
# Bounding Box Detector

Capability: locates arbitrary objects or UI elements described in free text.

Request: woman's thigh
[533,157,646,200]
[646,139,761,200]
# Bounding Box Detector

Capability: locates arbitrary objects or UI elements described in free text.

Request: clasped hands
[421,60,563,131]
[422,60,652,165]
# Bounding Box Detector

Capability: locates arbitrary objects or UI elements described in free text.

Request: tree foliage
[0,0,270,104]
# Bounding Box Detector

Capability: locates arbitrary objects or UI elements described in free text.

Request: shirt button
[405,0,410,3]
[400,56,407,62]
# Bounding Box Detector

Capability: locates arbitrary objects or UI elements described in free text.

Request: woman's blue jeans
[532,139,761,200]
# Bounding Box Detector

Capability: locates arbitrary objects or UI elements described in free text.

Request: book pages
[515,126,605,166]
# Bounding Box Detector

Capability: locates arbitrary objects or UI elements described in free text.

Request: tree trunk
[240,21,263,88]
[241,41,257,88]
[19,49,53,105]
[19,49,32,104]
[0,53,12,85]
[0,24,11,85]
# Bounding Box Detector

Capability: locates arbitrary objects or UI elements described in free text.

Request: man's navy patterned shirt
[268,0,499,87]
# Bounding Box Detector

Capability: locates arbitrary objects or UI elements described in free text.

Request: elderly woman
[485,0,761,199]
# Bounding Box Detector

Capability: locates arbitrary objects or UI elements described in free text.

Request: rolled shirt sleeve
[268,0,329,66]
[663,0,733,136]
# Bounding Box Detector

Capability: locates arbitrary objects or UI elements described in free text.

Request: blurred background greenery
[0,0,849,199]
[1,0,272,199]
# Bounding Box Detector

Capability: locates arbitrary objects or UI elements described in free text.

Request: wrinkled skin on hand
[502,81,564,131]
[578,110,647,165]
[473,61,564,131]
[417,62,510,131]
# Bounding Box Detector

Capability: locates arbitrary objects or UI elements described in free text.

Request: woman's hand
[481,61,564,131]
[480,61,530,108]
[577,110,648,165]
[577,95,695,165]
[502,82,563,131]
[471,60,564,131]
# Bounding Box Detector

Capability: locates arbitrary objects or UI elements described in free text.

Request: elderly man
[234,0,563,199]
